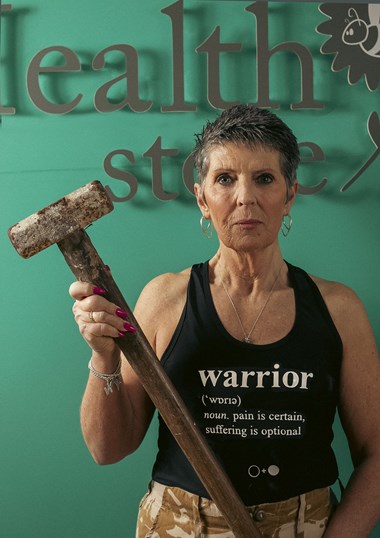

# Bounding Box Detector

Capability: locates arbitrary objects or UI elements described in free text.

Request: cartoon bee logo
[318,3,380,91]
[342,5,380,59]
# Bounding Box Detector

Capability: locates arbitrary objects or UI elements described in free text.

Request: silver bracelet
[88,359,122,396]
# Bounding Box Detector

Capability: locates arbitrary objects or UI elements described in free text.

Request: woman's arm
[70,271,189,465]
[319,282,380,537]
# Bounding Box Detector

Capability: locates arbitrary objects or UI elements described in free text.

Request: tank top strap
[286,262,343,351]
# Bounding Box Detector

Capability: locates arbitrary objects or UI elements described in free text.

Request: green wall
[1,1,379,536]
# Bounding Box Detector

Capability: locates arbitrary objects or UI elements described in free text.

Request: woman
[70,105,380,537]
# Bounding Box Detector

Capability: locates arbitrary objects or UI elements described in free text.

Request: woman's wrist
[88,357,122,396]
[90,350,121,375]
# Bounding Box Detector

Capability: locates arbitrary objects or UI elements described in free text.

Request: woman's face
[194,142,297,253]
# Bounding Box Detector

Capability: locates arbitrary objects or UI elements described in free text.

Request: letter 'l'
[0,4,16,116]
[161,0,197,112]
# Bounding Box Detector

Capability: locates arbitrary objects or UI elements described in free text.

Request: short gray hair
[193,104,300,195]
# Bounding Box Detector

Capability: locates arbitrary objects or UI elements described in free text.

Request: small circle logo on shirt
[317,4,380,91]
[248,464,280,478]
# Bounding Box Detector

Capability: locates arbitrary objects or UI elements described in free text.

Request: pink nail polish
[118,331,126,337]
[93,287,106,295]
[116,308,128,319]
[123,322,137,333]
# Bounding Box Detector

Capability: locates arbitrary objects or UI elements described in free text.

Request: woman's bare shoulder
[310,273,362,310]
[308,273,371,336]
[137,267,192,308]
[133,267,192,355]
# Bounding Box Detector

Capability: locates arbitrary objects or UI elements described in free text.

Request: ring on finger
[89,311,96,323]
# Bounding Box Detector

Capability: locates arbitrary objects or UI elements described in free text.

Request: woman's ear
[284,181,298,214]
[194,182,210,219]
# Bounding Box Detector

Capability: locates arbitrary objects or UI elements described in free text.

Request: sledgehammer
[8,181,262,538]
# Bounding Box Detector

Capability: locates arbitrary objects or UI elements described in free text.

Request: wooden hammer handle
[58,228,262,538]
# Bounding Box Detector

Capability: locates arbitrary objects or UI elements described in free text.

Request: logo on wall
[317,4,380,91]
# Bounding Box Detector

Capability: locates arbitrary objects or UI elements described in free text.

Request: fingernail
[123,322,137,333]
[105,265,111,272]
[116,308,128,319]
[118,331,126,337]
[93,287,106,295]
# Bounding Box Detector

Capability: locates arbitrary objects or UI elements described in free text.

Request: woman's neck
[210,244,285,294]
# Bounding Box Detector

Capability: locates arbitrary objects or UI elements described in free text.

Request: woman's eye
[217,174,233,185]
[257,174,274,184]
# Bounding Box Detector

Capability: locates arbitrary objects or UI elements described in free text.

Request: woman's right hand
[69,281,136,363]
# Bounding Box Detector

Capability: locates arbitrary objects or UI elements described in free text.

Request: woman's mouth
[235,219,262,229]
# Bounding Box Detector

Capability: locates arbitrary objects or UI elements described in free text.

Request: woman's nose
[237,180,257,206]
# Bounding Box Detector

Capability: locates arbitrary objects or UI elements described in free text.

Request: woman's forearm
[80,351,147,465]
[81,377,133,464]
[325,456,380,537]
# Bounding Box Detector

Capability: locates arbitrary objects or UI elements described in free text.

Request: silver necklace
[220,264,283,344]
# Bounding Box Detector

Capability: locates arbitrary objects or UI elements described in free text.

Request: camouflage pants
[136,482,333,538]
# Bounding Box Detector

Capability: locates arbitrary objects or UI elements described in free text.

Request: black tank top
[152,261,342,504]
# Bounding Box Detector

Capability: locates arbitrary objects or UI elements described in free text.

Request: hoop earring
[281,214,293,237]
[200,216,213,239]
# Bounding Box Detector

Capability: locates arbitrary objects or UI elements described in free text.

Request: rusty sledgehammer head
[8,181,114,259]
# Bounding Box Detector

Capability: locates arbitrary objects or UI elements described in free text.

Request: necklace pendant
[244,336,251,344]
